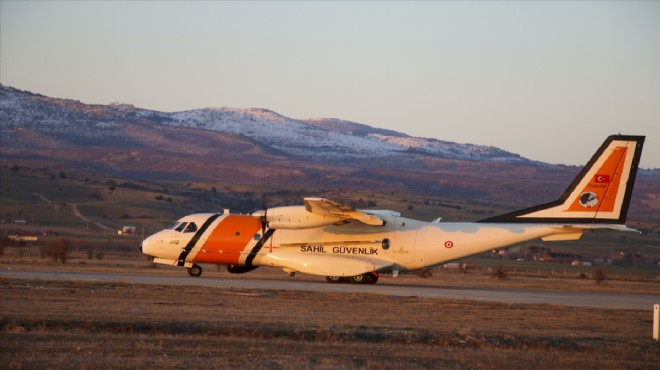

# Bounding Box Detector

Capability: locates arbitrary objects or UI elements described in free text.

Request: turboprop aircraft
[140,135,644,284]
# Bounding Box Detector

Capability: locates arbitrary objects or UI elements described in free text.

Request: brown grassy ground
[1,278,659,370]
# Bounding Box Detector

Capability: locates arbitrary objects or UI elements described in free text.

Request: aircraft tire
[187,264,203,277]
[365,274,379,284]
[325,276,344,283]
[349,274,367,284]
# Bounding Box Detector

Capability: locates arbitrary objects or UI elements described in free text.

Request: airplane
[140,135,644,284]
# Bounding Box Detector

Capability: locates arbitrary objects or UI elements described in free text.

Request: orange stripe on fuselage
[194,215,262,264]
[567,146,627,212]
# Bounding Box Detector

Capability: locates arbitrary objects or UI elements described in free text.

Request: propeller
[260,193,268,235]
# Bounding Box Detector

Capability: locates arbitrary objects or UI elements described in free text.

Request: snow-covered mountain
[141,108,403,161]
[2,84,658,213]
[0,84,529,164]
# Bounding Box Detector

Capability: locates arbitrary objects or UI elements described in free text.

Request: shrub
[416,268,433,278]
[492,265,508,279]
[41,238,70,263]
[593,267,607,285]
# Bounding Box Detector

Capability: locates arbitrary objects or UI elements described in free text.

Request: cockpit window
[167,222,181,230]
[184,222,198,233]
[175,222,188,232]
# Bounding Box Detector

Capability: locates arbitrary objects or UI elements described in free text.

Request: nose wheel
[187,264,203,277]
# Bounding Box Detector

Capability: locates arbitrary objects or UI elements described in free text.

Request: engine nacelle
[258,205,342,229]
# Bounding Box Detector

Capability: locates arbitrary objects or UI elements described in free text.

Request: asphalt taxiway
[2,269,658,310]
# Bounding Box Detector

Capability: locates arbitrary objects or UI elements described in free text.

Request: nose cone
[140,234,156,257]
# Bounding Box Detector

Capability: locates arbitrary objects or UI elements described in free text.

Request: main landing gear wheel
[187,264,203,277]
[365,273,379,284]
[325,273,379,284]
[350,273,379,284]
[350,274,366,284]
[325,276,344,283]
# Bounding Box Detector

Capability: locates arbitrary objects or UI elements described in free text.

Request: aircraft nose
[140,235,155,256]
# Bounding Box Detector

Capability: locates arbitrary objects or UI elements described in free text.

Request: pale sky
[1,1,659,168]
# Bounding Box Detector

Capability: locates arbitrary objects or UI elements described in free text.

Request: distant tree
[154,195,164,201]
[0,236,7,257]
[593,268,607,285]
[415,268,433,278]
[59,171,66,179]
[492,265,508,279]
[10,165,20,175]
[42,238,70,263]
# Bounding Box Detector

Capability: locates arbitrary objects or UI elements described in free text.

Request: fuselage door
[392,217,416,267]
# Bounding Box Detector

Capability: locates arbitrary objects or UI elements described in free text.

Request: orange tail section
[480,135,644,224]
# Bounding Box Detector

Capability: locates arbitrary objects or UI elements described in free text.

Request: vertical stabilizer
[480,135,644,224]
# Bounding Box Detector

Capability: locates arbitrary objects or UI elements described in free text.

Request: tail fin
[480,135,644,224]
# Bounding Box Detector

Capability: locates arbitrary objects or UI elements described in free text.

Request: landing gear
[350,274,367,284]
[187,264,203,277]
[325,276,344,283]
[365,273,379,284]
[325,273,379,284]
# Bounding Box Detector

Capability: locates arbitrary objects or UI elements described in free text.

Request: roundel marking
[444,241,454,249]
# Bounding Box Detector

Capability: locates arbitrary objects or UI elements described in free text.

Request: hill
[1,84,658,222]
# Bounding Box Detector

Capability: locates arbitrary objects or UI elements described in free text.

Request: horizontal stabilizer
[541,233,583,241]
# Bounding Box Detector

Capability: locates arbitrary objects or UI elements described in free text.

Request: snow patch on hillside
[149,108,405,160]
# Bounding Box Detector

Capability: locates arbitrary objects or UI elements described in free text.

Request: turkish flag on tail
[594,174,610,183]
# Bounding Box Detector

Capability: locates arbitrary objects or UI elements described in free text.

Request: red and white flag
[594,174,610,183]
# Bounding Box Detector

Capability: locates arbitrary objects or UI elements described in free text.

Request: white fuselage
[141,212,582,277]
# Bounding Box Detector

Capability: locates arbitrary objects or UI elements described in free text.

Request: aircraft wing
[261,251,393,277]
[304,197,384,226]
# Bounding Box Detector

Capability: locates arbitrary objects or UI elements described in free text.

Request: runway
[1,269,657,310]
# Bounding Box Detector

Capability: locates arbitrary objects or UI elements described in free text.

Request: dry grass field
[1,275,659,370]
[2,146,659,369]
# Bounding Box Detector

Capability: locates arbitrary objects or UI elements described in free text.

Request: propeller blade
[261,193,268,235]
